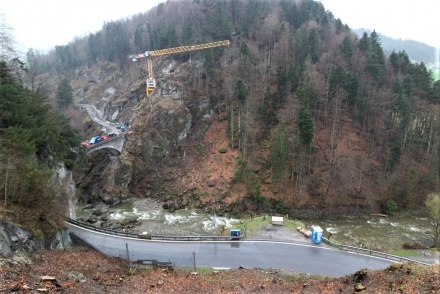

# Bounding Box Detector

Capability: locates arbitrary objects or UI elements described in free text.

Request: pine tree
[340,35,353,61]
[297,107,314,146]
[308,28,319,63]
[234,79,248,106]
[365,31,386,82]
[296,82,318,110]
[56,78,73,109]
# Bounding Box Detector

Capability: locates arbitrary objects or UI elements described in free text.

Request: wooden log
[297,227,312,238]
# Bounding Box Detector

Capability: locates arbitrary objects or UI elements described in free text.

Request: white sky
[1,0,439,54]
[319,0,440,49]
[0,0,164,53]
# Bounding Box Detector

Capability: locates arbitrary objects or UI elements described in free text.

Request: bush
[382,198,398,215]
[276,201,287,214]
[218,147,227,153]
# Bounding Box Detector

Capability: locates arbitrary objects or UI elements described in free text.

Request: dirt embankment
[1,244,439,293]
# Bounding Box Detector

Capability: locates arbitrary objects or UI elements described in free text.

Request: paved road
[78,104,119,134]
[66,222,394,277]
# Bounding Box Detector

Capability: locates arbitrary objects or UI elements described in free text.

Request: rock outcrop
[0,220,71,258]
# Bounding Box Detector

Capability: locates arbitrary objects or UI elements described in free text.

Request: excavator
[129,40,230,96]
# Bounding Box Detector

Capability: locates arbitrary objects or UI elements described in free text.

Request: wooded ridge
[1,0,439,229]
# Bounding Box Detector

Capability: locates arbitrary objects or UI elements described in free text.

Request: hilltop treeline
[23,0,440,213]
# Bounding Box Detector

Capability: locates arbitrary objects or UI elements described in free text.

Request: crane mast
[130,40,230,96]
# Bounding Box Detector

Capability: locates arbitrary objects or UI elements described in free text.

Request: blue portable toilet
[311,226,323,244]
[230,229,241,240]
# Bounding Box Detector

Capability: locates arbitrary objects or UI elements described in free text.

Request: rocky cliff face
[77,60,220,207]
[0,220,71,258]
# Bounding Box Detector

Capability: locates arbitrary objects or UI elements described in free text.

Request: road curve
[78,104,119,134]
[66,222,394,277]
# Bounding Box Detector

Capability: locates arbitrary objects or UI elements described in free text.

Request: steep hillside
[1,245,439,293]
[31,0,439,218]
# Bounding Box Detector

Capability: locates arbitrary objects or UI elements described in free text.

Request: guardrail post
[126,243,131,269]
[193,251,196,272]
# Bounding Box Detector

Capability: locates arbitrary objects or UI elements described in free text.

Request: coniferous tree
[234,78,248,154]
[297,107,314,146]
[340,35,353,62]
[335,19,344,34]
[308,28,319,63]
[280,0,299,28]
[87,32,103,63]
[358,32,369,52]
[56,78,73,109]
[430,80,440,103]
[235,78,248,105]
[365,31,386,82]
[296,82,318,111]
[134,25,145,53]
[272,123,290,183]
[410,62,433,98]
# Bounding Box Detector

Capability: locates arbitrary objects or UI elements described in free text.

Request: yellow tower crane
[130,40,230,96]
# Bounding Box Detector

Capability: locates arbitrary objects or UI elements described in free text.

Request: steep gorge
[38,0,439,218]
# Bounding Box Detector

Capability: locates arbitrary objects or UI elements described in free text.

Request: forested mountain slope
[21,0,440,217]
[353,28,439,65]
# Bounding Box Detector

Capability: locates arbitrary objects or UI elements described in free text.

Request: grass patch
[432,68,439,81]
[177,266,218,275]
[236,216,305,239]
[387,248,421,257]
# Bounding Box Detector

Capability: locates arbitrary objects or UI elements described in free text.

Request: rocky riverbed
[76,197,239,236]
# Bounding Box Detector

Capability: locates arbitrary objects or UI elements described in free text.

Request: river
[76,199,435,250]
[309,212,434,250]
[76,198,240,236]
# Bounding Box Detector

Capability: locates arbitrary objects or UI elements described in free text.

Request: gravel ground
[132,198,163,211]
[247,225,315,244]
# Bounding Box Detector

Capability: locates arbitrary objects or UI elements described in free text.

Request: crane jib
[132,39,230,96]
[149,40,230,57]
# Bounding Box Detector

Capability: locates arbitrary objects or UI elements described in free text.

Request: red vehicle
[101,135,109,140]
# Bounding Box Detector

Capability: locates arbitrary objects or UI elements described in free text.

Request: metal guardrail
[65,217,433,266]
[64,217,244,241]
[85,133,125,149]
[322,237,432,266]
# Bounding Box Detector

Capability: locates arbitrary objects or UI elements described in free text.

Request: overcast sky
[319,0,440,49]
[1,0,439,54]
[0,0,164,53]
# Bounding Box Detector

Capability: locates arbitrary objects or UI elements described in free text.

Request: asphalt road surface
[66,222,394,277]
[78,104,119,134]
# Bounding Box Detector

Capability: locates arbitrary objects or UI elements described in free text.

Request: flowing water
[76,198,240,236]
[309,212,434,250]
[76,199,434,249]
